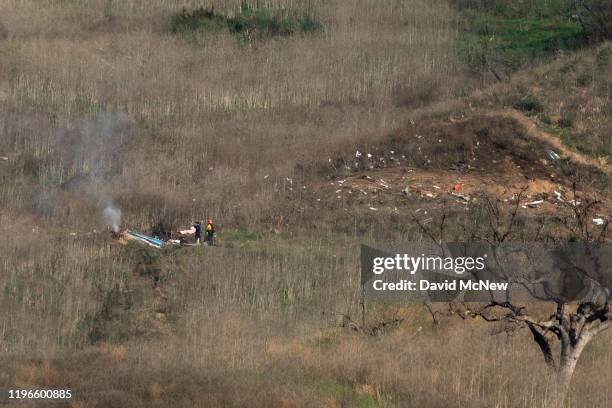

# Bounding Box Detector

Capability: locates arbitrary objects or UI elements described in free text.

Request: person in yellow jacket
[206,219,215,246]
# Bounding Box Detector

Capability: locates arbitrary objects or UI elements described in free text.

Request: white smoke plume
[102,203,122,233]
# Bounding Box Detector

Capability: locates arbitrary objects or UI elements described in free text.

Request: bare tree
[419,189,611,406]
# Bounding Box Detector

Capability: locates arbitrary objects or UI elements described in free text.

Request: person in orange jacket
[206,219,215,246]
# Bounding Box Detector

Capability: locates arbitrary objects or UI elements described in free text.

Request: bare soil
[311,110,612,218]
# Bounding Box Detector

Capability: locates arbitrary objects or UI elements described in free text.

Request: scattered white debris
[367,153,372,158]
[432,185,441,190]
[553,191,564,201]
[526,200,545,208]
[356,150,362,157]
[593,218,605,226]
[390,150,395,154]
[328,158,332,162]
[547,150,561,161]
[335,189,342,193]
[451,193,470,202]
[0,156,8,161]
[264,174,269,179]
[369,207,378,211]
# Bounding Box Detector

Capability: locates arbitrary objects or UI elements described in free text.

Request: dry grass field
[0,0,463,229]
[1,1,611,407]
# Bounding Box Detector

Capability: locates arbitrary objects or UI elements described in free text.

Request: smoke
[26,110,131,230]
[102,203,122,233]
[69,112,129,232]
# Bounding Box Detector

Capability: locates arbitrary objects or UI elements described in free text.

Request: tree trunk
[547,331,592,407]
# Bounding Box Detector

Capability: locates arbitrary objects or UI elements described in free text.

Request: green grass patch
[458,5,586,78]
[314,377,393,408]
[486,18,583,55]
[221,227,260,243]
[170,4,321,41]
[453,0,573,19]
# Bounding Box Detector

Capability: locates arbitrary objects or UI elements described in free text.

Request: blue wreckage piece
[127,231,165,248]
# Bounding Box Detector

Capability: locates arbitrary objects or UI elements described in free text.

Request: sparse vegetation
[477,41,612,161]
[170,4,322,41]
[0,0,611,406]
[456,0,586,82]
[514,93,546,113]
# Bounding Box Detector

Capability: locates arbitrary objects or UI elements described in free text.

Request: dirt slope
[485,110,612,176]
[310,110,612,220]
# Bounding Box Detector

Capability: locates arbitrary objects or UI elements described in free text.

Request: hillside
[1,1,611,407]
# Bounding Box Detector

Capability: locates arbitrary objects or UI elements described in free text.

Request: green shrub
[558,115,575,128]
[170,4,321,40]
[541,114,553,125]
[514,94,545,113]
[170,7,228,34]
[597,44,612,68]
[576,70,593,86]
